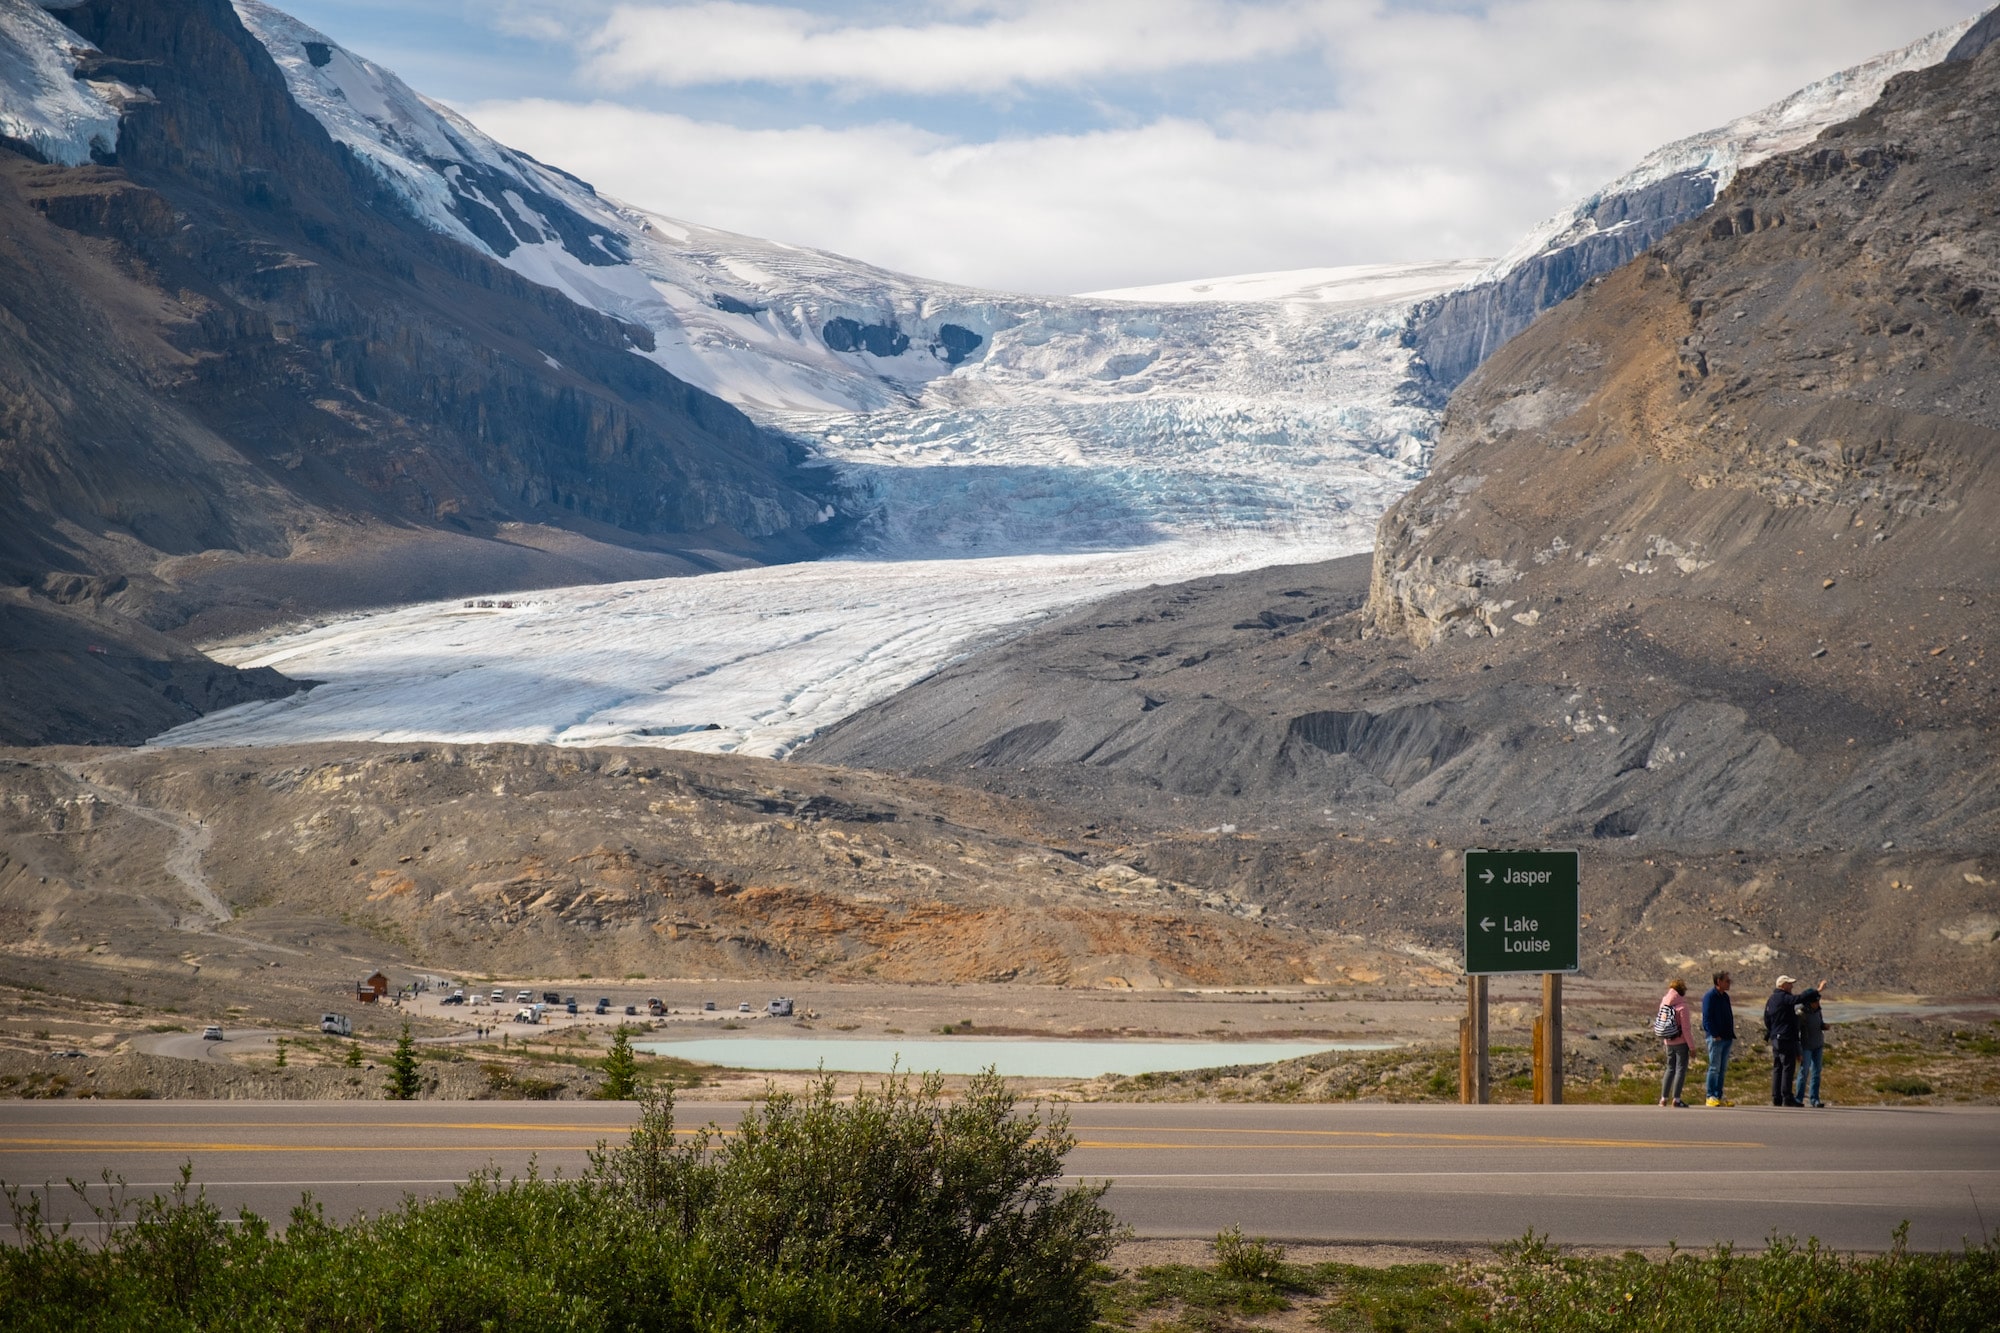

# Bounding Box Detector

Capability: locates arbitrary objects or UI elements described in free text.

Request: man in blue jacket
[1763,975,1803,1107]
[1700,970,1735,1106]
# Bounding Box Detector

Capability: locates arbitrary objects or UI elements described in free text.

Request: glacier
[154,544,1332,758]
[51,0,1965,755]
[147,4,1494,755]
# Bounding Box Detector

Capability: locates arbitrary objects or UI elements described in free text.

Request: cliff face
[0,0,840,647]
[1368,36,2000,652]
[1411,170,1720,392]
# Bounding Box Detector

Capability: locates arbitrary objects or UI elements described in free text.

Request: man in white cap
[1763,976,1803,1107]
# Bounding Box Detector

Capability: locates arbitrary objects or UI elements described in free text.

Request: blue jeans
[1705,1037,1734,1101]
[1795,1047,1823,1104]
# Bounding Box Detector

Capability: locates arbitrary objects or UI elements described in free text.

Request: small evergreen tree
[274,1037,287,1069]
[344,1040,362,1068]
[600,1025,640,1100]
[385,1022,421,1100]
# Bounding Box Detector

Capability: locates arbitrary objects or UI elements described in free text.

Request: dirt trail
[56,762,233,925]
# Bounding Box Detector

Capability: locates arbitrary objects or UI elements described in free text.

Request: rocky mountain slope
[804,30,2000,992]
[0,0,842,741]
[1410,9,1985,392]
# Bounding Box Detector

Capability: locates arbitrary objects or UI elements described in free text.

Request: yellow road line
[0,1140,611,1153]
[1079,1126,1764,1149]
[0,1123,692,1134]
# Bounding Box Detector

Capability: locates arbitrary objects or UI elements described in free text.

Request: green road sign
[1464,849,1580,974]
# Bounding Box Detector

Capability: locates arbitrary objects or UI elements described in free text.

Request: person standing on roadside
[1655,977,1696,1107]
[1764,975,1803,1106]
[1701,970,1736,1107]
[1794,982,1830,1107]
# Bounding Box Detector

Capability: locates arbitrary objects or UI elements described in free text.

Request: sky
[272,0,1986,295]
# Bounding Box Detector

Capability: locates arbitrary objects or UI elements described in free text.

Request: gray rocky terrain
[803,31,2000,994]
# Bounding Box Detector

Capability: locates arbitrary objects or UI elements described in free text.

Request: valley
[0,0,1995,1120]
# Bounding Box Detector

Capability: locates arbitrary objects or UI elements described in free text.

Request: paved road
[1,1101,1992,1251]
[131,1029,279,1062]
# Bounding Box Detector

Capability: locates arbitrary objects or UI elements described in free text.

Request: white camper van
[320,1013,352,1037]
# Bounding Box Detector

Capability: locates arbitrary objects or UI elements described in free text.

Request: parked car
[703,1000,716,1012]
[565,1000,578,1015]
[624,1005,637,1016]
[766,998,794,1018]
[320,1013,352,1036]
[737,1002,751,1013]
[647,997,666,1016]
[440,993,465,1006]
[514,1008,538,1024]
[202,1026,223,1041]
[516,990,533,1004]
[542,991,562,1006]
[491,990,506,1003]
[594,998,610,1015]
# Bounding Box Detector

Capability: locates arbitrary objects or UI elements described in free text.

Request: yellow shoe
[1705,1097,1721,1107]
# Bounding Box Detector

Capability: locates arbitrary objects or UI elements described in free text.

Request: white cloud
[458,0,1984,292]
[583,0,1313,93]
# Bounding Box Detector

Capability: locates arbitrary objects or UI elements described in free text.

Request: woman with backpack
[1654,977,1696,1107]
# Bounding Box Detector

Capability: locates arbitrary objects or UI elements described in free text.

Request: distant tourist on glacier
[1794,984,1831,1107]
[1700,970,1735,1107]
[1763,975,1804,1106]
[1654,977,1695,1107]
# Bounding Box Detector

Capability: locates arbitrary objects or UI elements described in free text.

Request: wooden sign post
[1463,850,1579,1106]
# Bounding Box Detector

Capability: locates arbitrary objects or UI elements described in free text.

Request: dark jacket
[1763,989,1801,1046]
[1797,989,1826,1051]
[1701,987,1735,1041]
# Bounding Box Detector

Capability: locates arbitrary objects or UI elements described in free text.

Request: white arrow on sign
[1480,916,1496,932]
[1479,869,1494,884]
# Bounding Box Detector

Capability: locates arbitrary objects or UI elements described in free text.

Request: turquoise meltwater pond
[634,1037,1396,1078]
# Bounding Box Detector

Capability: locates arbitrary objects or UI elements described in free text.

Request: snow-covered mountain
[232,0,1483,557]
[1412,8,1986,389]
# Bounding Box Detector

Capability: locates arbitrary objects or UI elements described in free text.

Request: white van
[320,1013,352,1037]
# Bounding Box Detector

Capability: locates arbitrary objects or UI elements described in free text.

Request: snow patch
[0,0,121,165]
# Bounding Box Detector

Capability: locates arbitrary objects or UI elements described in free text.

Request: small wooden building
[355,971,390,1003]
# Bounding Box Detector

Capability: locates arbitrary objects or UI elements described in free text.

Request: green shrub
[1469,1226,2000,1332]
[1214,1226,1287,1283]
[1,1071,1120,1332]
[1876,1075,1935,1096]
